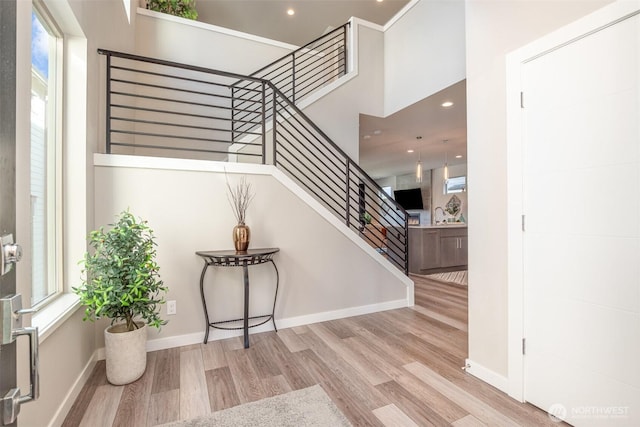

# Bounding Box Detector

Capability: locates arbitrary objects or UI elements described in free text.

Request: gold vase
[233,223,250,253]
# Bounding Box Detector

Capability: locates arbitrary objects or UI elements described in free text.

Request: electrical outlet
[167,300,177,315]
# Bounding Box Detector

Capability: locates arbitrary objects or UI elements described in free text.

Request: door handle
[0,234,22,276]
[0,295,40,425]
[2,327,39,425]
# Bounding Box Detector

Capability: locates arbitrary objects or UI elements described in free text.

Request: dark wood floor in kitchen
[62,274,558,426]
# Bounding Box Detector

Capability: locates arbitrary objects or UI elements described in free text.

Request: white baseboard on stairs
[464,358,509,394]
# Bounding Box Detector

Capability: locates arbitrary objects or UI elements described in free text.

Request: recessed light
[287,8,295,16]
[376,0,384,2]
[441,101,454,108]
[373,130,382,135]
[407,149,414,153]
[455,155,463,159]
[363,135,371,140]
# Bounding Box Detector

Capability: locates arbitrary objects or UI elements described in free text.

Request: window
[444,176,466,194]
[31,4,62,307]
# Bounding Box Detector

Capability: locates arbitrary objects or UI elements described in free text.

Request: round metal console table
[195,248,279,349]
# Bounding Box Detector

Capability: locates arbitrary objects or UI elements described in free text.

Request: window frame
[31,1,64,309]
[444,175,466,194]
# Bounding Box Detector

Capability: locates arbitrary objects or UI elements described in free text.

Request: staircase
[98,24,408,274]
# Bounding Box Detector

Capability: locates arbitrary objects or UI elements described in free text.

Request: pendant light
[443,140,449,182]
[443,157,449,182]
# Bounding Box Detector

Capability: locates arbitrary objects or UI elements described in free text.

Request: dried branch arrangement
[226,175,254,225]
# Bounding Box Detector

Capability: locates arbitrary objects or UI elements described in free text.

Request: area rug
[424,270,467,286]
[158,385,352,427]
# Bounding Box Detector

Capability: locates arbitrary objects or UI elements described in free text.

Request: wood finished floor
[62,275,557,427]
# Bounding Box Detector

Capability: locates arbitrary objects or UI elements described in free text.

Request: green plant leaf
[74,210,168,331]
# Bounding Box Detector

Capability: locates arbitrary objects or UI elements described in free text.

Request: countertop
[408,224,467,229]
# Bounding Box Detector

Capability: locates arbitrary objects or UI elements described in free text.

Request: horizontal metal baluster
[275,156,346,219]
[111,104,259,127]
[110,141,262,157]
[274,137,348,209]
[273,99,345,166]
[275,123,348,184]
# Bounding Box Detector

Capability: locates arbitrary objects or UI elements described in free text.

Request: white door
[522,10,639,427]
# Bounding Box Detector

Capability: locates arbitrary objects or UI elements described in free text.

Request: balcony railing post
[291,55,296,104]
[231,86,236,146]
[272,87,277,166]
[342,24,348,75]
[404,213,409,275]
[105,53,112,154]
[345,162,351,227]
[261,81,266,164]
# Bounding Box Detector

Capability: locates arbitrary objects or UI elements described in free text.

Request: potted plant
[147,0,198,20]
[74,210,168,385]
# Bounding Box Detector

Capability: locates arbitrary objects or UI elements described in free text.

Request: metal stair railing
[232,23,349,140]
[269,86,409,274]
[98,48,408,274]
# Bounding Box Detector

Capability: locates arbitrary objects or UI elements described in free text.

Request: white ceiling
[195,0,411,46]
[359,79,467,179]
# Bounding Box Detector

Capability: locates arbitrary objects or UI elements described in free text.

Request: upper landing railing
[231,23,349,141]
[244,23,349,104]
[98,37,408,274]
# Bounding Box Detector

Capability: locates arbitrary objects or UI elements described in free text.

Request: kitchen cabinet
[439,228,468,268]
[408,226,467,273]
[409,228,440,272]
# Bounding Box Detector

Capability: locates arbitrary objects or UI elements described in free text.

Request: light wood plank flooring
[63,275,558,426]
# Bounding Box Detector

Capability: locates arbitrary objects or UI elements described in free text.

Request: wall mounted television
[393,188,423,210]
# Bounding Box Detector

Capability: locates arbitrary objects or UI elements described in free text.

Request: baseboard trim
[94,298,409,358]
[49,349,101,427]
[464,358,509,393]
[276,298,408,330]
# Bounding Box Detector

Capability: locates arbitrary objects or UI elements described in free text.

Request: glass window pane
[444,176,466,194]
[31,8,60,306]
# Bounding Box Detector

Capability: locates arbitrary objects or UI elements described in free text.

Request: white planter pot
[104,322,148,385]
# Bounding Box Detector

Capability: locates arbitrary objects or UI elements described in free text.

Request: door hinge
[522,338,526,355]
[520,92,524,108]
[521,215,526,231]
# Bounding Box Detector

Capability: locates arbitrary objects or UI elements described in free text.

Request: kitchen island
[408,224,467,274]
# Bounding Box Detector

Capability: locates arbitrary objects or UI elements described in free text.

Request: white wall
[134,8,295,75]
[93,156,410,348]
[19,311,96,427]
[465,0,614,380]
[302,22,385,160]
[384,0,466,116]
